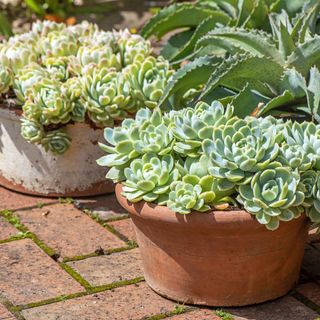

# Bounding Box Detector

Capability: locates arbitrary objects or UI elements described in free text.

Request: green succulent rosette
[41,30,79,58]
[82,66,134,127]
[301,171,320,223]
[0,65,13,94]
[77,45,120,71]
[41,129,71,155]
[283,122,320,170]
[237,167,305,230]
[122,153,179,203]
[43,57,70,82]
[20,118,44,144]
[97,108,174,181]
[14,63,48,102]
[203,118,280,184]
[125,56,174,109]
[1,43,38,73]
[32,20,66,37]
[26,79,73,125]
[116,30,152,67]
[170,101,234,157]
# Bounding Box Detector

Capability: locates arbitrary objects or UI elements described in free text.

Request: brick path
[0,186,320,320]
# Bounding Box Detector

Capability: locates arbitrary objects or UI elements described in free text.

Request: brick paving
[0,185,320,320]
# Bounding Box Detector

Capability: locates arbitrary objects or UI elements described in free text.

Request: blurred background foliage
[0,0,170,38]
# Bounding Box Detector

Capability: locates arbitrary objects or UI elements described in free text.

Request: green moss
[59,262,92,290]
[292,291,320,314]
[216,309,234,320]
[59,197,74,204]
[145,305,193,320]
[36,202,46,208]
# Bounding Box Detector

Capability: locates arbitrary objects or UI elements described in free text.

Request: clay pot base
[0,175,115,198]
[116,184,309,307]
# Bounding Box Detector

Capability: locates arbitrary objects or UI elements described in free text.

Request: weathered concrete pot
[0,107,113,197]
[116,184,309,307]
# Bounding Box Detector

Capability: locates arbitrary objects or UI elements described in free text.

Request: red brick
[22,282,177,320]
[67,248,143,286]
[17,204,125,258]
[0,239,83,305]
[0,187,57,211]
[74,194,128,221]
[229,296,318,320]
[0,304,16,319]
[108,219,137,242]
[297,282,320,305]
[169,309,220,319]
[0,217,18,240]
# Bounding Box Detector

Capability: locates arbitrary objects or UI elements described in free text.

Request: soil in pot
[116,184,309,307]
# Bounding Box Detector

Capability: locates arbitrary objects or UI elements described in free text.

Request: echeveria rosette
[43,57,70,82]
[41,30,79,58]
[14,63,48,103]
[97,108,174,181]
[41,129,71,155]
[170,101,234,157]
[20,118,44,144]
[122,154,179,203]
[237,167,305,230]
[0,43,38,73]
[203,118,280,185]
[32,20,66,37]
[301,171,320,224]
[125,56,174,109]
[27,79,73,125]
[82,66,134,127]
[0,65,13,94]
[283,122,320,170]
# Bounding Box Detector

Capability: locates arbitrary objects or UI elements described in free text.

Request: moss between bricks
[215,309,234,320]
[292,291,320,314]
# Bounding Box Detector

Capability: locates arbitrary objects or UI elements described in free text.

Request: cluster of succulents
[99,101,320,230]
[0,20,173,154]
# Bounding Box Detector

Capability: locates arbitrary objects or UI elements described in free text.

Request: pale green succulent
[116,30,152,67]
[125,56,174,109]
[27,79,72,125]
[77,45,120,71]
[20,118,44,143]
[98,108,174,181]
[82,66,134,127]
[41,31,79,58]
[14,63,48,102]
[283,122,320,170]
[203,118,281,184]
[0,65,13,94]
[32,20,66,37]
[170,101,234,157]
[122,153,179,203]
[43,57,70,82]
[1,43,38,73]
[301,171,320,223]
[237,167,305,230]
[41,129,71,155]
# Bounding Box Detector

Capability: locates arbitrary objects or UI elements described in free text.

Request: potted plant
[98,101,320,306]
[0,20,173,196]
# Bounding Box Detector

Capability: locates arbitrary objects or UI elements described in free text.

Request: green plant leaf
[0,13,13,38]
[24,0,46,15]
[141,3,230,39]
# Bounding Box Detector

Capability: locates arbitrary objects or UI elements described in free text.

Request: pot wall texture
[0,107,113,197]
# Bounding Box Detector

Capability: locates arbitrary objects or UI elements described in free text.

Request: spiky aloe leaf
[196,27,282,63]
[141,3,230,39]
[287,36,320,76]
[167,17,219,64]
[159,55,221,109]
[200,54,284,99]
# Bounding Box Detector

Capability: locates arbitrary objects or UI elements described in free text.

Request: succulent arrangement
[0,20,173,154]
[98,101,320,230]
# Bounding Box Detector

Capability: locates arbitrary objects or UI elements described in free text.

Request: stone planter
[116,184,309,307]
[0,107,113,197]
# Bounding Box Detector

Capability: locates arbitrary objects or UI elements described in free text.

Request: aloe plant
[157,2,320,123]
[0,21,173,154]
[141,0,316,65]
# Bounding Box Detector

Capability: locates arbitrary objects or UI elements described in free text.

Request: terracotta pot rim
[115,184,308,229]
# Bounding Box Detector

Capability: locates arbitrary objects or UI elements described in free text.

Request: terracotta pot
[116,184,309,306]
[0,107,113,197]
